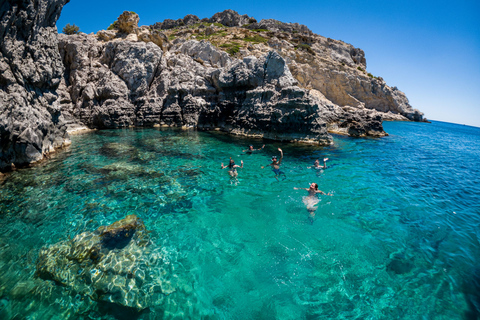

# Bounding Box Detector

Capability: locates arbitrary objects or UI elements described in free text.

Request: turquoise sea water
[0,121,479,319]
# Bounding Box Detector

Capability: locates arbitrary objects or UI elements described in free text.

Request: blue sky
[57,0,480,127]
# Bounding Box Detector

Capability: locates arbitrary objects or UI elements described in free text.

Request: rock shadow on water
[386,252,415,275]
[464,266,480,320]
[99,142,148,163]
[96,300,152,320]
[79,161,167,183]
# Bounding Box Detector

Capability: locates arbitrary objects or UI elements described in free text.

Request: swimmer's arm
[277,148,283,165]
[221,163,227,169]
[238,160,244,169]
[258,145,265,150]
[294,187,308,190]
[316,190,333,196]
[323,158,329,169]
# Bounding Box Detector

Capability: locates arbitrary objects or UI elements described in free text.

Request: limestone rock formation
[35,215,170,310]
[208,9,255,27]
[153,9,423,122]
[151,14,201,30]
[0,0,70,171]
[115,11,139,34]
[0,4,425,170]
[57,33,344,143]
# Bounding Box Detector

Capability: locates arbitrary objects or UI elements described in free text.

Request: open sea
[0,120,479,319]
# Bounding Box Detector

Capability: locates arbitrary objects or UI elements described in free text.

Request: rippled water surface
[0,121,479,319]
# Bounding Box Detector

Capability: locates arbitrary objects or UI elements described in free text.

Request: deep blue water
[0,120,479,319]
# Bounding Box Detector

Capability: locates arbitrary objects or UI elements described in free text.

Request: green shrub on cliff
[243,34,267,43]
[220,42,242,56]
[227,46,240,56]
[295,43,316,55]
[62,23,80,35]
[107,21,117,30]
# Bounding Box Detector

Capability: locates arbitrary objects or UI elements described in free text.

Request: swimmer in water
[261,148,285,181]
[308,158,329,170]
[294,183,332,223]
[242,144,265,154]
[221,158,244,178]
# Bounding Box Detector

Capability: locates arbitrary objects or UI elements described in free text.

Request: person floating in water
[221,158,243,178]
[308,158,329,170]
[294,183,332,223]
[262,148,285,180]
[243,144,265,154]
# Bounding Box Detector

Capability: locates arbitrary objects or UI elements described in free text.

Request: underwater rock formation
[35,215,167,310]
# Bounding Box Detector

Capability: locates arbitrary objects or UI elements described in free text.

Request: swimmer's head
[249,145,254,150]
[271,156,277,161]
[310,183,318,190]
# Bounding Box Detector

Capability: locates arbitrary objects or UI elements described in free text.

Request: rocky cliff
[58,10,406,141]
[0,5,424,172]
[150,10,424,122]
[0,0,71,171]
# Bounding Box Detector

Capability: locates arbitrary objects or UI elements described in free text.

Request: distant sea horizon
[426,118,479,128]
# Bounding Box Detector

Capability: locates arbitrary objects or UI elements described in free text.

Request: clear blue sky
[57,0,480,127]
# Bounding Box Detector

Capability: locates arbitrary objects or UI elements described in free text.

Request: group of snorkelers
[221,144,332,223]
[221,145,286,181]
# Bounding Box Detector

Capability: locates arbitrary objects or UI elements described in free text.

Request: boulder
[208,9,253,27]
[97,29,117,41]
[116,11,139,34]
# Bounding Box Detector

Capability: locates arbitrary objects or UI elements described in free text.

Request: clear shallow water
[0,121,479,319]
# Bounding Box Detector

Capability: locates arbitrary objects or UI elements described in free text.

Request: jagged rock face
[57,34,343,143]
[243,33,422,121]
[1,4,418,169]
[151,14,201,30]
[208,9,254,27]
[146,10,422,122]
[247,19,313,35]
[0,0,70,171]
[151,10,256,30]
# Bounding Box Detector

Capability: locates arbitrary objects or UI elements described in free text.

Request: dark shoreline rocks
[0,0,71,172]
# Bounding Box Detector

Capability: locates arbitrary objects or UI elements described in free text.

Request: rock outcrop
[35,215,175,310]
[150,10,423,122]
[0,0,71,171]
[57,34,337,143]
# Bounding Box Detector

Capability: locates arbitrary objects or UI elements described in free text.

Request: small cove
[0,121,479,319]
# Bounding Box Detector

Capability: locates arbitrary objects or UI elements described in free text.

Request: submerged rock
[35,215,166,310]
